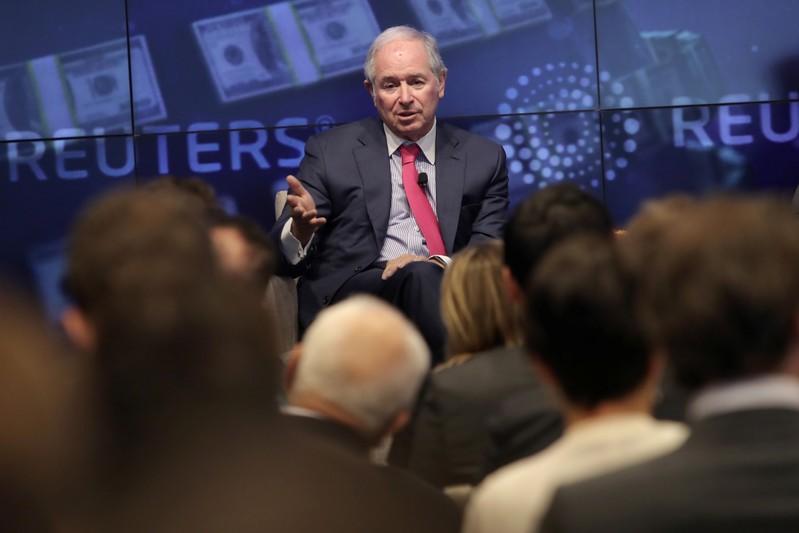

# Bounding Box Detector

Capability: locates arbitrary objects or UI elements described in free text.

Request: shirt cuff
[280,219,314,265]
[428,255,451,267]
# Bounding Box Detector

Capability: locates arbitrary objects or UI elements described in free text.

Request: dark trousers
[332,260,446,365]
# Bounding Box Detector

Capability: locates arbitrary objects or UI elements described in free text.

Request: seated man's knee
[390,260,443,288]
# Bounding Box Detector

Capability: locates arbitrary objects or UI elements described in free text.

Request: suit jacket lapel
[435,123,465,254]
[354,119,391,250]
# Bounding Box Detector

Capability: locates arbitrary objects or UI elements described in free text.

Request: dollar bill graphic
[59,39,132,132]
[486,0,552,29]
[293,0,380,77]
[0,63,42,138]
[129,35,168,125]
[194,9,294,103]
[407,0,485,46]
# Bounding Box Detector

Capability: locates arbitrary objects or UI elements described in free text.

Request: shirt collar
[280,404,326,420]
[688,374,799,421]
[383,120,437,165]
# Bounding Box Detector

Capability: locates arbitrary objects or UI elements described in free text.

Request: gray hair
[363,25,447,85]
[292,296,430,434]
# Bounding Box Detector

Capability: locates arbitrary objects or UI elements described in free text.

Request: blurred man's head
[142,176,221,215]
[620,194,697,279]
[62,187,279,457]
[61,187,213,351]
[635,197,799,391]
[209,212,276,292]
[288,296,430,442]
[526,236,656,416]
[503,184,612,295]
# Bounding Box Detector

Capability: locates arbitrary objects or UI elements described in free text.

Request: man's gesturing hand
[286,175,326,246]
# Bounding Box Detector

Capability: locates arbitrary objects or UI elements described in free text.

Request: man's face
[365,38,446,142]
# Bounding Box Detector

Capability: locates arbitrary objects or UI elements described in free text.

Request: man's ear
[502,266,523,304]
[283,342,303,393]
[61,306,95,352]
[384,410,410,438]
[437,69,447,98]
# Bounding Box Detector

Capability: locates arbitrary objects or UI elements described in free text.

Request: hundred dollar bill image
[129,35,168,125]
[193,8,294,103]
[407,0,485,46]
[0,63,43,138]
[486,0,552,29]
[59,39,132,132]
[292,0,380,77]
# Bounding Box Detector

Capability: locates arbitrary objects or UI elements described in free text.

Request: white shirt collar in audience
[688,374,799,421]
[281,404,326,420]
[383,120,437,165]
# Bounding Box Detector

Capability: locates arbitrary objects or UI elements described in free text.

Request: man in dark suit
[541,197,799,533]
[272,25,508,360]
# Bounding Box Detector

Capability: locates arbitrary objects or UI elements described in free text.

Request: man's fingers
[286,175,308,197]
[381,264,396,280]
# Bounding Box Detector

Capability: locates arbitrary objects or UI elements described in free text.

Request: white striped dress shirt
[379,121,438,262]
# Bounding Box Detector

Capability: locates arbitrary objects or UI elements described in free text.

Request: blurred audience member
[542,197,799,532]
[465,236,687,533]
[283,296,461,532]
[209,211,276,291]
[285,296,429,449]
[484,183,615,471]
[60,186,213,354]
[0,286,88,532]
[406,241,559,489]
[142,176,221,215]
[62,187,460,532]
[621,194,697,422]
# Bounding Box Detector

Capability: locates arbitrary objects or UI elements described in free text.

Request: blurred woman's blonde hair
[440,240,523,357]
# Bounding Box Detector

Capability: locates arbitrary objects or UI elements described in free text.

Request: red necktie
[400,143,446,256]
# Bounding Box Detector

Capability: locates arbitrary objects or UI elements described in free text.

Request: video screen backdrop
[1,0,798,318]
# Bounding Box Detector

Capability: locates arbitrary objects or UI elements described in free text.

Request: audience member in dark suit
[406,241,561,489]
[482,184,615,470]
[542,197,799,533]
[465,236,686,533]
[272,25,508,361]
[283,295,460,531]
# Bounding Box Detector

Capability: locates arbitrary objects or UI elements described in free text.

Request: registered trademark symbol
[315,115,335,133]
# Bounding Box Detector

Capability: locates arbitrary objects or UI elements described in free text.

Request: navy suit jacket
[273,117,509,327]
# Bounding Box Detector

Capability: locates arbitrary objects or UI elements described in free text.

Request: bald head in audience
[288,296,430,443]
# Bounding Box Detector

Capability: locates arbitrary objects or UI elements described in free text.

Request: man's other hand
[286,175,326,246]
[381,254,431,280]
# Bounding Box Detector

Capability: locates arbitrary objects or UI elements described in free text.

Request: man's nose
[398,83,413,104]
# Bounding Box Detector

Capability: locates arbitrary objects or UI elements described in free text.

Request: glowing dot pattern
[492,63,643,189]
